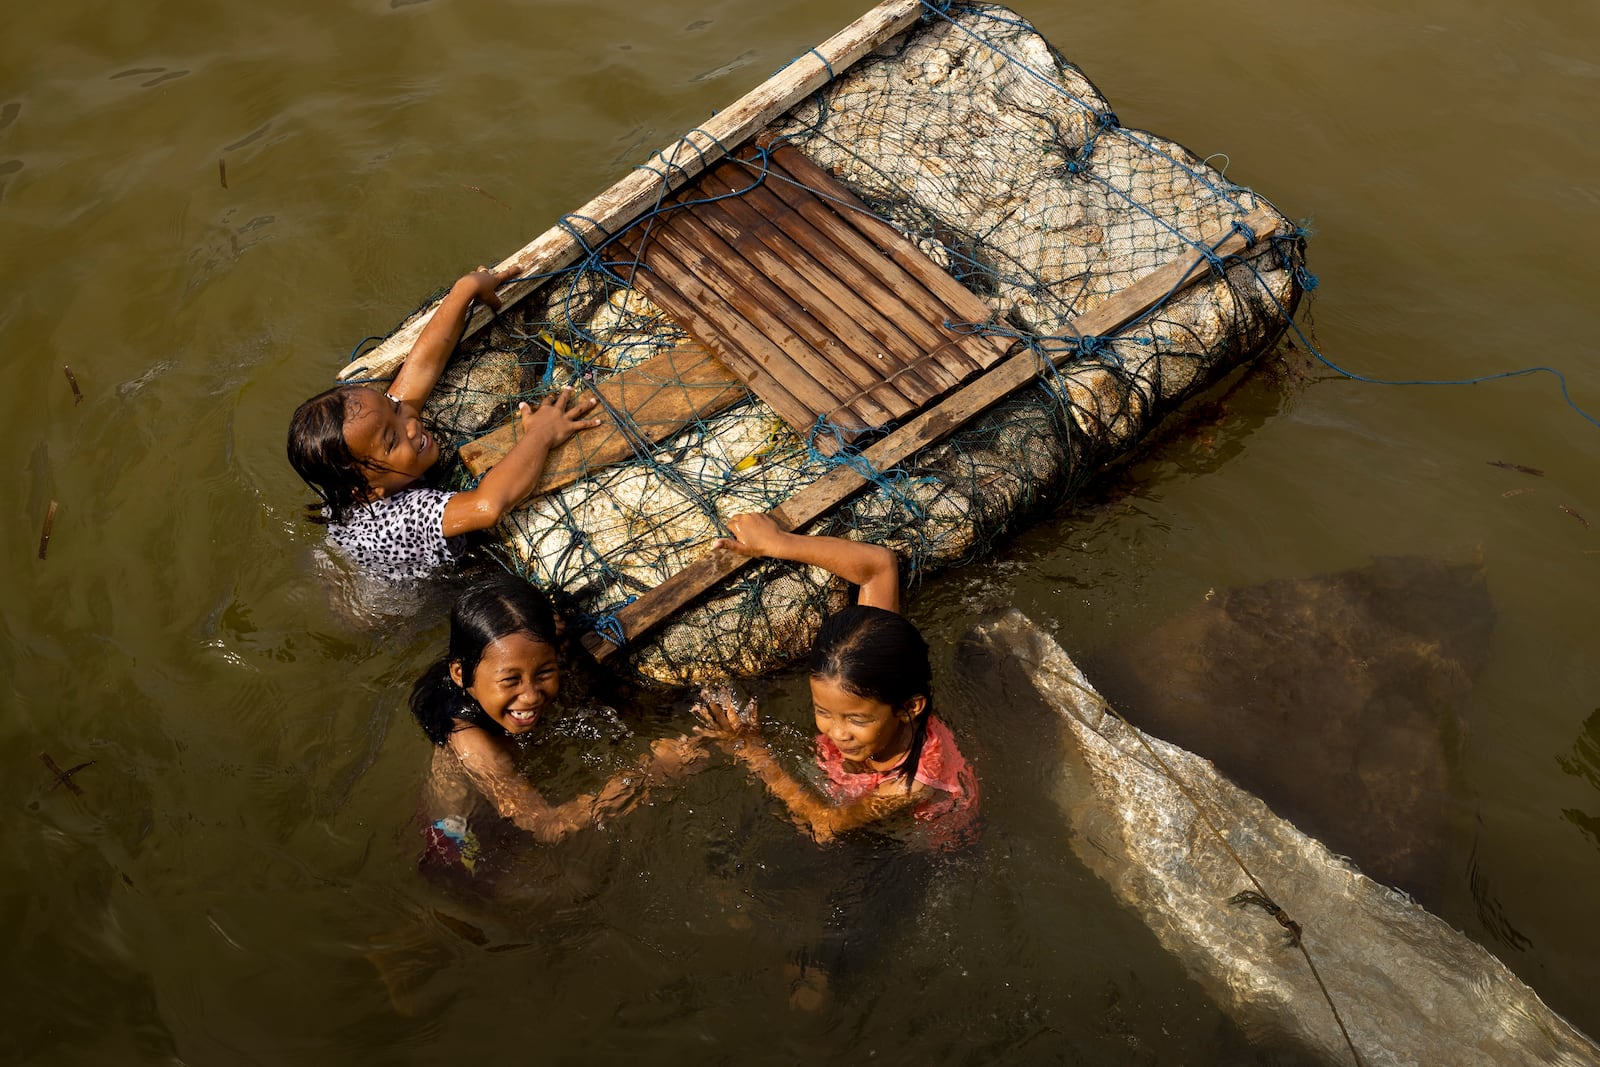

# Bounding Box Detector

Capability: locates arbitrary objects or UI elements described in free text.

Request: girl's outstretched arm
[387,267,514,409]
[713,512,901,613]
[692,691,925,843]
[440,387,602,537]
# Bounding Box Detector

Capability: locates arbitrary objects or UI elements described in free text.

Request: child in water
[411,572,702,872]
[694,513,980,851]
[287,267,601,580]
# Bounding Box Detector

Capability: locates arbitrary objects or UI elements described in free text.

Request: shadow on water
[1077,554,1493,905]
[1559,708,1600,849]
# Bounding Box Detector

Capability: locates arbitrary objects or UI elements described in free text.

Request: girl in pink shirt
[695,514,980,852]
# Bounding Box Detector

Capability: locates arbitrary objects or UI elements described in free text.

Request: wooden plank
[580,206,1286,659]
[456,342,749,491]
[607,228,852,439]
[617,214,897,433]
[692,162,961,402]
[337,0,926,385]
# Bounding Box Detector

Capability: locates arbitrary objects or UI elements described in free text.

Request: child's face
[810,675,922,767]
[452,631,561,735]
[342,387,441,497]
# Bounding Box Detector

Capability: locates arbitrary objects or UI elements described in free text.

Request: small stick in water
[1559,504,1590,529]
[63,365,83,404]
[460,183,510,211]
[37,499,57,559]
[39,752,94,796]
[1487,460,1544,477]
[219,157,228,189]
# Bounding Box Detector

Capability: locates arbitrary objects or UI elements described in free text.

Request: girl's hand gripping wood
[441,387,602,537]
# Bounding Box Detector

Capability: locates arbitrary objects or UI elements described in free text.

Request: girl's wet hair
[810,604,933,787]
[287,385,383,525]
[410,573,561,746]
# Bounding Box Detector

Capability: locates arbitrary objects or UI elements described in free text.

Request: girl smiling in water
[411,574,702,871]
[288,267,601,580]
[695,513,979,851]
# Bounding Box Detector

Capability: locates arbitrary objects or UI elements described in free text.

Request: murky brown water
[6,1,1599,1063]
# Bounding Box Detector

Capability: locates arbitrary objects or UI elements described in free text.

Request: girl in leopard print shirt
[287,268,600,580]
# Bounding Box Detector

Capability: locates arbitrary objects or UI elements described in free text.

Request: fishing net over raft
[354,3,1309,687]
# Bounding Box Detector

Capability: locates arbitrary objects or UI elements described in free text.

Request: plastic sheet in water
[958,609,1600,1067]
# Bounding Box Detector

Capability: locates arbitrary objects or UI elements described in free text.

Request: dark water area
[4,1,1599,1063]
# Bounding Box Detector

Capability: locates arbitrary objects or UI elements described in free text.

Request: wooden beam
[337,0,926,385]
[580,206,1287,660]
[457,342,748,493]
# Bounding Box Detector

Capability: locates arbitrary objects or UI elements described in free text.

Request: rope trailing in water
[1228,251,1600,429]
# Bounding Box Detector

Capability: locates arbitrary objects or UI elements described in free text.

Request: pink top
[815,714,981,850]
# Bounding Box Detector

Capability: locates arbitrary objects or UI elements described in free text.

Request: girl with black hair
[694,513,980,852]
[287,267,602,581]
[412,573,701,871]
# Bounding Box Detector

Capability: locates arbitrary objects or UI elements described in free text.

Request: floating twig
[1488,460,1544,477]
[459,183,511,211]
[39,752,94,796]
[63,364,83,404]
[1502,488,1535,498]
[1559,504,1590,529]
[218,157,228,189]
[37,500,57,560]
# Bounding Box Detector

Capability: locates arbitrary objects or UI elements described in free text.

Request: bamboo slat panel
[604,144,1013,453]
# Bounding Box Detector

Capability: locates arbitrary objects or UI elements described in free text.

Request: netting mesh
[354,3,1308,687]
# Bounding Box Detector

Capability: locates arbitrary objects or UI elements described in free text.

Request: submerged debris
[38,751,93,795]
[36,500,57,560]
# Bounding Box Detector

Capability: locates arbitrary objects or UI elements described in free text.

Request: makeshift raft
[339,0,1309,686]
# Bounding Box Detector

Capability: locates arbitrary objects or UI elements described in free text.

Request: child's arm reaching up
[387,267,514,409]
[441,387,601,537]
[713,512,900,613]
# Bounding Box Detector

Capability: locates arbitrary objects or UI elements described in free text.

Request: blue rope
[1227,252,1600,430]
[584,596,637,648]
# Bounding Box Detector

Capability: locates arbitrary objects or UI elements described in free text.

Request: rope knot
[1072,333,1116,365]
[584,595,638,648]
